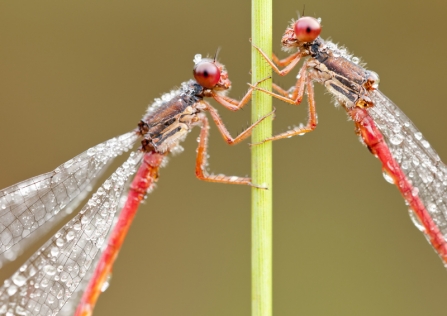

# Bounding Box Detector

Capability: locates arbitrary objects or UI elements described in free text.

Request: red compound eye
[193,61,221,89]
[294,17,321,43]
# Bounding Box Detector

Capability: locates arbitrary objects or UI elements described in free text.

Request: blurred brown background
[1,1,447,315]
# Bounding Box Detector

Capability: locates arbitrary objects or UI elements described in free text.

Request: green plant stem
[251,0,272,316]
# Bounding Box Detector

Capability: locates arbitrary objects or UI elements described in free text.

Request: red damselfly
[0,54,271,316]
[251,16,447,267]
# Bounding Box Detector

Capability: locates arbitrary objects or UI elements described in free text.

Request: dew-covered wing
[0,152,143,316]
[0,132,138,265]
[367,90,447,235]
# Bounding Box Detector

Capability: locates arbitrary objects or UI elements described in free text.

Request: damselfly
[251,16,447,267]
[0,54,271,316]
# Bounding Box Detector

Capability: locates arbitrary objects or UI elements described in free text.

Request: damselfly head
[193,58,231,91]
[282,16,321,48]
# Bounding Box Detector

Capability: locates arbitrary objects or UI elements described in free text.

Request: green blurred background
[1,1,447,315]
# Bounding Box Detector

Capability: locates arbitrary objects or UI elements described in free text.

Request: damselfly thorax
[306,38,380,110]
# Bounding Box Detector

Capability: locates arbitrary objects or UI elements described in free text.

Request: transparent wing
[0,132,138,266]
[57,162,138,316]
[368,90,447,235]
[0,152,143,316]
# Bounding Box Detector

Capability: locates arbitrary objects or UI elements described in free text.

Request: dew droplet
[60,272,68,282]
[56,238,65,247]
[102,179,112,190]
[66,231,75,241]
[87,148,96,156]
[408,208,425,232]
[28,265,36,277]
[390,134,404,145]
[7,285,18,296]
[193,54,202,64]
[40,279,49,288]
[382,170,394,184]
[81,216,89,225]
[101,273,112,292]
[51,247,60,257]
[367,70,380,89]
[412,157,419,166]
[401,161,409,170]
[96,237,105,248]
[43,265,56,276]
[15,306,26,315]
[12,273,26,287]
[392,125,401,133]
[412,187,419,196]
